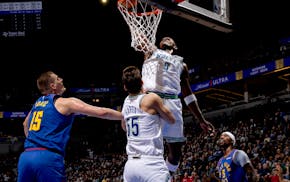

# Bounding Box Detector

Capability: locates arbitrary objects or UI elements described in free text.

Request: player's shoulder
[144,92,160,101]
[142,93,162,107]
[234,149,248,158]
[56,96,80,105]
[172,54,184,61]
[236,149,246,154]
[140,93,160,112]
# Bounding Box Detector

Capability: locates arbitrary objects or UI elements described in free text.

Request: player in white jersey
[121,66,175,182]
[142,37,215,175]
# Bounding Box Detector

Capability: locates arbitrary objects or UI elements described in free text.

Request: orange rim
[117,0,162,16]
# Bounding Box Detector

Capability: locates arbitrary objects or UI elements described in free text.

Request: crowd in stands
[0,100,289,182]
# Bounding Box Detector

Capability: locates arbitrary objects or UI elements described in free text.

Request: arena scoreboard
[0,0,42,38]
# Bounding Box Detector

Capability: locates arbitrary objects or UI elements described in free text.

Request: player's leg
[36,151,66,182]
[161,99,186,175]
[165,142,185,174]
[17,150,65,182]
[145,157,171,182]
[17,151,35,182]
[123,158,140,182]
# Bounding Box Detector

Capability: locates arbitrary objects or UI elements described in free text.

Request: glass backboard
[145,0,232,33]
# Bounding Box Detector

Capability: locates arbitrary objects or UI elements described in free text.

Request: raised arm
[136,33,158,60]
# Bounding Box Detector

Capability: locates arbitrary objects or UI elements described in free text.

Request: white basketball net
[117,0,163,54]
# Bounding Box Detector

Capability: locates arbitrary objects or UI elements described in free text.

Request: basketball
[118,0,137,9]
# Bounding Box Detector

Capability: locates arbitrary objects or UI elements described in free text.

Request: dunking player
[141,36,215,175]
[121,66,175,182]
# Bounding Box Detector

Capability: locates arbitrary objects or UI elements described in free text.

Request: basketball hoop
[117,0,163,54]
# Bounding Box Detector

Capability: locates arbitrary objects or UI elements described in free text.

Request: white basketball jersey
[142,49,184,95]
[122,94,164,156]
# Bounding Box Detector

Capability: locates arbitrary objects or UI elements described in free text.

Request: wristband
[184,94,197,105]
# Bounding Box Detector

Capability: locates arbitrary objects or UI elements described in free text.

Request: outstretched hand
[199,120,215,137]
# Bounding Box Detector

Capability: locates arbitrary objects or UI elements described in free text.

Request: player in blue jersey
[17,71,123,182]
[215,131,258,182]
[121,66,175,182]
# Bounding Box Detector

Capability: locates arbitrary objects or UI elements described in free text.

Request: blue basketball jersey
[217,149,248,182]
[24,94,74,156]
